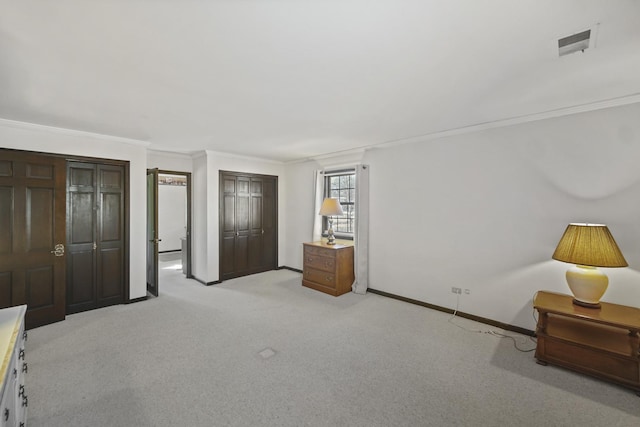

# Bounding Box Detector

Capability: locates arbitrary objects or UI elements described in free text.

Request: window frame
[322,168,356,241]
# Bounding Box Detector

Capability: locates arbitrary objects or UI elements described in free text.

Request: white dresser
[0,306,27,427]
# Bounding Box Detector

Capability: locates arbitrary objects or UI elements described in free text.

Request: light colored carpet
[25,260,640,426]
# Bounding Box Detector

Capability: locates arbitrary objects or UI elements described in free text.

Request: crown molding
[373,93,640,150]
[0,117,150,147]
[205,150,284,165]
[147,148,195,159]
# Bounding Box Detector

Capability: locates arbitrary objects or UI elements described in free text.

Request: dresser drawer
[304,253,335,273]
[304,245,336,258]
[303,267,336,289]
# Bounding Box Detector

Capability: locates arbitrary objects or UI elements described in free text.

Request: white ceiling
[2,1,640,162]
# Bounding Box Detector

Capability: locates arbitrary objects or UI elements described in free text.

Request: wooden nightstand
[302,242,354,296]
[533,291,640,394]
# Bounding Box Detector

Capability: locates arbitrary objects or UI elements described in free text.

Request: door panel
[0,187,13,253]
[70,192,95,243]
[101,193,122,241]
[27,187,55,249]
[0,272,10,303]
[68,250,94,305]
[221,236,235,276]
[100,247,122,299]
[235,235,249,272]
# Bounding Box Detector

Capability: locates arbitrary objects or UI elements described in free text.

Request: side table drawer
[303,254,335,273]
[541,336,640,384]
[303,268,336,289]
[304,245,336,258]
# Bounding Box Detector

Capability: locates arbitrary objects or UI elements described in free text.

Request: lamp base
[566,265,608,309]
[326,230,336,245]
[572,299,601,309]
[326,221,336,245]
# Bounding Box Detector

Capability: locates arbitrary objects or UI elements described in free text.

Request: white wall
[192,153,208,281]
[283,103,640,331]
[158,184,187,252]
[147,150,193,172]
[0,121,148,300]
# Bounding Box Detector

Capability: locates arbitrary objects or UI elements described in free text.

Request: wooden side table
[302,242,354,296]
[533,291,640,394]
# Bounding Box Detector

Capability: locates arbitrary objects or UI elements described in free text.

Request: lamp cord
[448,293,537,353]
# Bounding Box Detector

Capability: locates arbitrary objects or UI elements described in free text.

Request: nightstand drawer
[304,245,336,258]
[304,254,335,273]
[303,268,336,288]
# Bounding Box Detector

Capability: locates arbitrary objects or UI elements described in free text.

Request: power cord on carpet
[447,293,537,353]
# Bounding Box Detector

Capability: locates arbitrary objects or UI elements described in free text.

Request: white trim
[288,93,640,164]
[0,117,150,147]
[206,150,284,165]
[147,148,194,160]
[375,93,640,150]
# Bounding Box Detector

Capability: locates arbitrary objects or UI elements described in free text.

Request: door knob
[50,243,65,257]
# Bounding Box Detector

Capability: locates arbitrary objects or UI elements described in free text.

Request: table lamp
[552,223,628,308]
[319,197,344,245]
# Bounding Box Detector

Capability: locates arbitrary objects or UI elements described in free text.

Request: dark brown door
[146,168,159,296]
[220,172,277,281]
[66,162,125,314]
[0,149,66,329]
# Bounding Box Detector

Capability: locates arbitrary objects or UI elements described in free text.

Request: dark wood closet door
[97,164,125,306]
[67,162,124,314]
[66,162,97,313]
[261,177,277,270]
[0,150,66,329]
[248,178,264,270]
[220,172,277,281]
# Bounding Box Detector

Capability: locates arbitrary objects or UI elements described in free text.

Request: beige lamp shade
[319,198,344,216]
[552,223,628,268]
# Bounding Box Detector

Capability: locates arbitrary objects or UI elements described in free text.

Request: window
[323,169,356,239]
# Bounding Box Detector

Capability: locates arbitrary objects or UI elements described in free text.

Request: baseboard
[277,266,303,273]
[127,296,148,304]
[192,275,221,286]
[367,288,535,337]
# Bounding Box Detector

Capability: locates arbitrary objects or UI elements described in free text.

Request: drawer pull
[307,257,313,262]
[13,368,17,379]
[19,385,25,397]
[4,408,8,422]
[326,276,332,281]
[22,395,28,407]
[23,362,28,373]
[23,331,27,341]
[19,348,25,360]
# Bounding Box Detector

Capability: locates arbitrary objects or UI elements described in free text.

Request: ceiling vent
[558,29,592,56]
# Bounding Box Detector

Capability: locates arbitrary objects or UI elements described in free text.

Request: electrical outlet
[451,287,462,294]
[464,289,471,295]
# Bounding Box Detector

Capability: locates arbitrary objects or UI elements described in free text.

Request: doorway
[146,169,192,297]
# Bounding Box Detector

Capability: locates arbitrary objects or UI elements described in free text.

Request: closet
[219,171,277,281]
[66,161,125,314]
